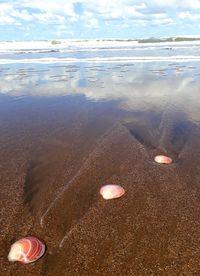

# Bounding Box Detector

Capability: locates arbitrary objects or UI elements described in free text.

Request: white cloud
[11,9,33,21]
[0,15,16,24]
[135,3,147,10]
[178,11,200,20]
[151,13,168,19]
[182,0,200,9]
[0,0,200,38]
[152,18,174,26]
[86,18,99,28]
[124,6,144,18]
[0,3,13,12]
[33,12,66,24]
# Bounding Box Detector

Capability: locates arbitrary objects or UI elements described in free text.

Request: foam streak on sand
[59,229,74,248]
[40,123,122,227]
[1,56,200,64]
[40,167,82,227]
[58,204,97,248]
[58,199,103,248]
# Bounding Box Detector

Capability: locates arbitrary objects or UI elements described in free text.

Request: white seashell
[8,236,46,264]
[100,185,125,200]
[154,155,173,164]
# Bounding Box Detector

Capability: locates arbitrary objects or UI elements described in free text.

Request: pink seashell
[100,185,125,200]
[154,155,173,164]
[8,236,46,264]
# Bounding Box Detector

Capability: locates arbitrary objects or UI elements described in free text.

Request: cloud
[178,11,200,21]
[0,15,16,25]
[0,3,13,12]
[11,9,33,21]
[0,0,200,39]
[33,12,66,24]
[86,18,99,28]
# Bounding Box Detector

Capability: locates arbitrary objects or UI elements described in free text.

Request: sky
[0,0,200,41]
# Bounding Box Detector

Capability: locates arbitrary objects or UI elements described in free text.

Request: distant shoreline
[138,37,200,43]
[1,36,200,44]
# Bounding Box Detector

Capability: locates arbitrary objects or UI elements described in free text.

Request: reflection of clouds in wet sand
[0,62,200,124]
[1,62,199,161]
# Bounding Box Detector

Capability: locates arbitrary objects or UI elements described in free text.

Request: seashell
[154,155,173,164]
[100,184,125,200]
[8,236,46,264]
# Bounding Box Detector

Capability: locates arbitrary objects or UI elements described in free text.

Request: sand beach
[0,41,200,275]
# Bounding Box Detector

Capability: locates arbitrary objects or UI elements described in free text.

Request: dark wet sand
[0,93,200,276]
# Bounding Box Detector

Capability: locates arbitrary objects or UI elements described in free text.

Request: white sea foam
[0,40,138,52]
[0,48,152,54]
[1,45,199,55]
[1,39,200,53]
[0,55,200,64]
[1,40,200,63]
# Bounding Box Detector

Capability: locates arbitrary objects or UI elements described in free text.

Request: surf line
[1,55,200,64]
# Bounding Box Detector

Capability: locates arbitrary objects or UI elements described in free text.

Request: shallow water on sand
[0,60,200,275]
[0,61,199,156]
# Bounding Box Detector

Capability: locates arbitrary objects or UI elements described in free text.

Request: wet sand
[0,62,200,275]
